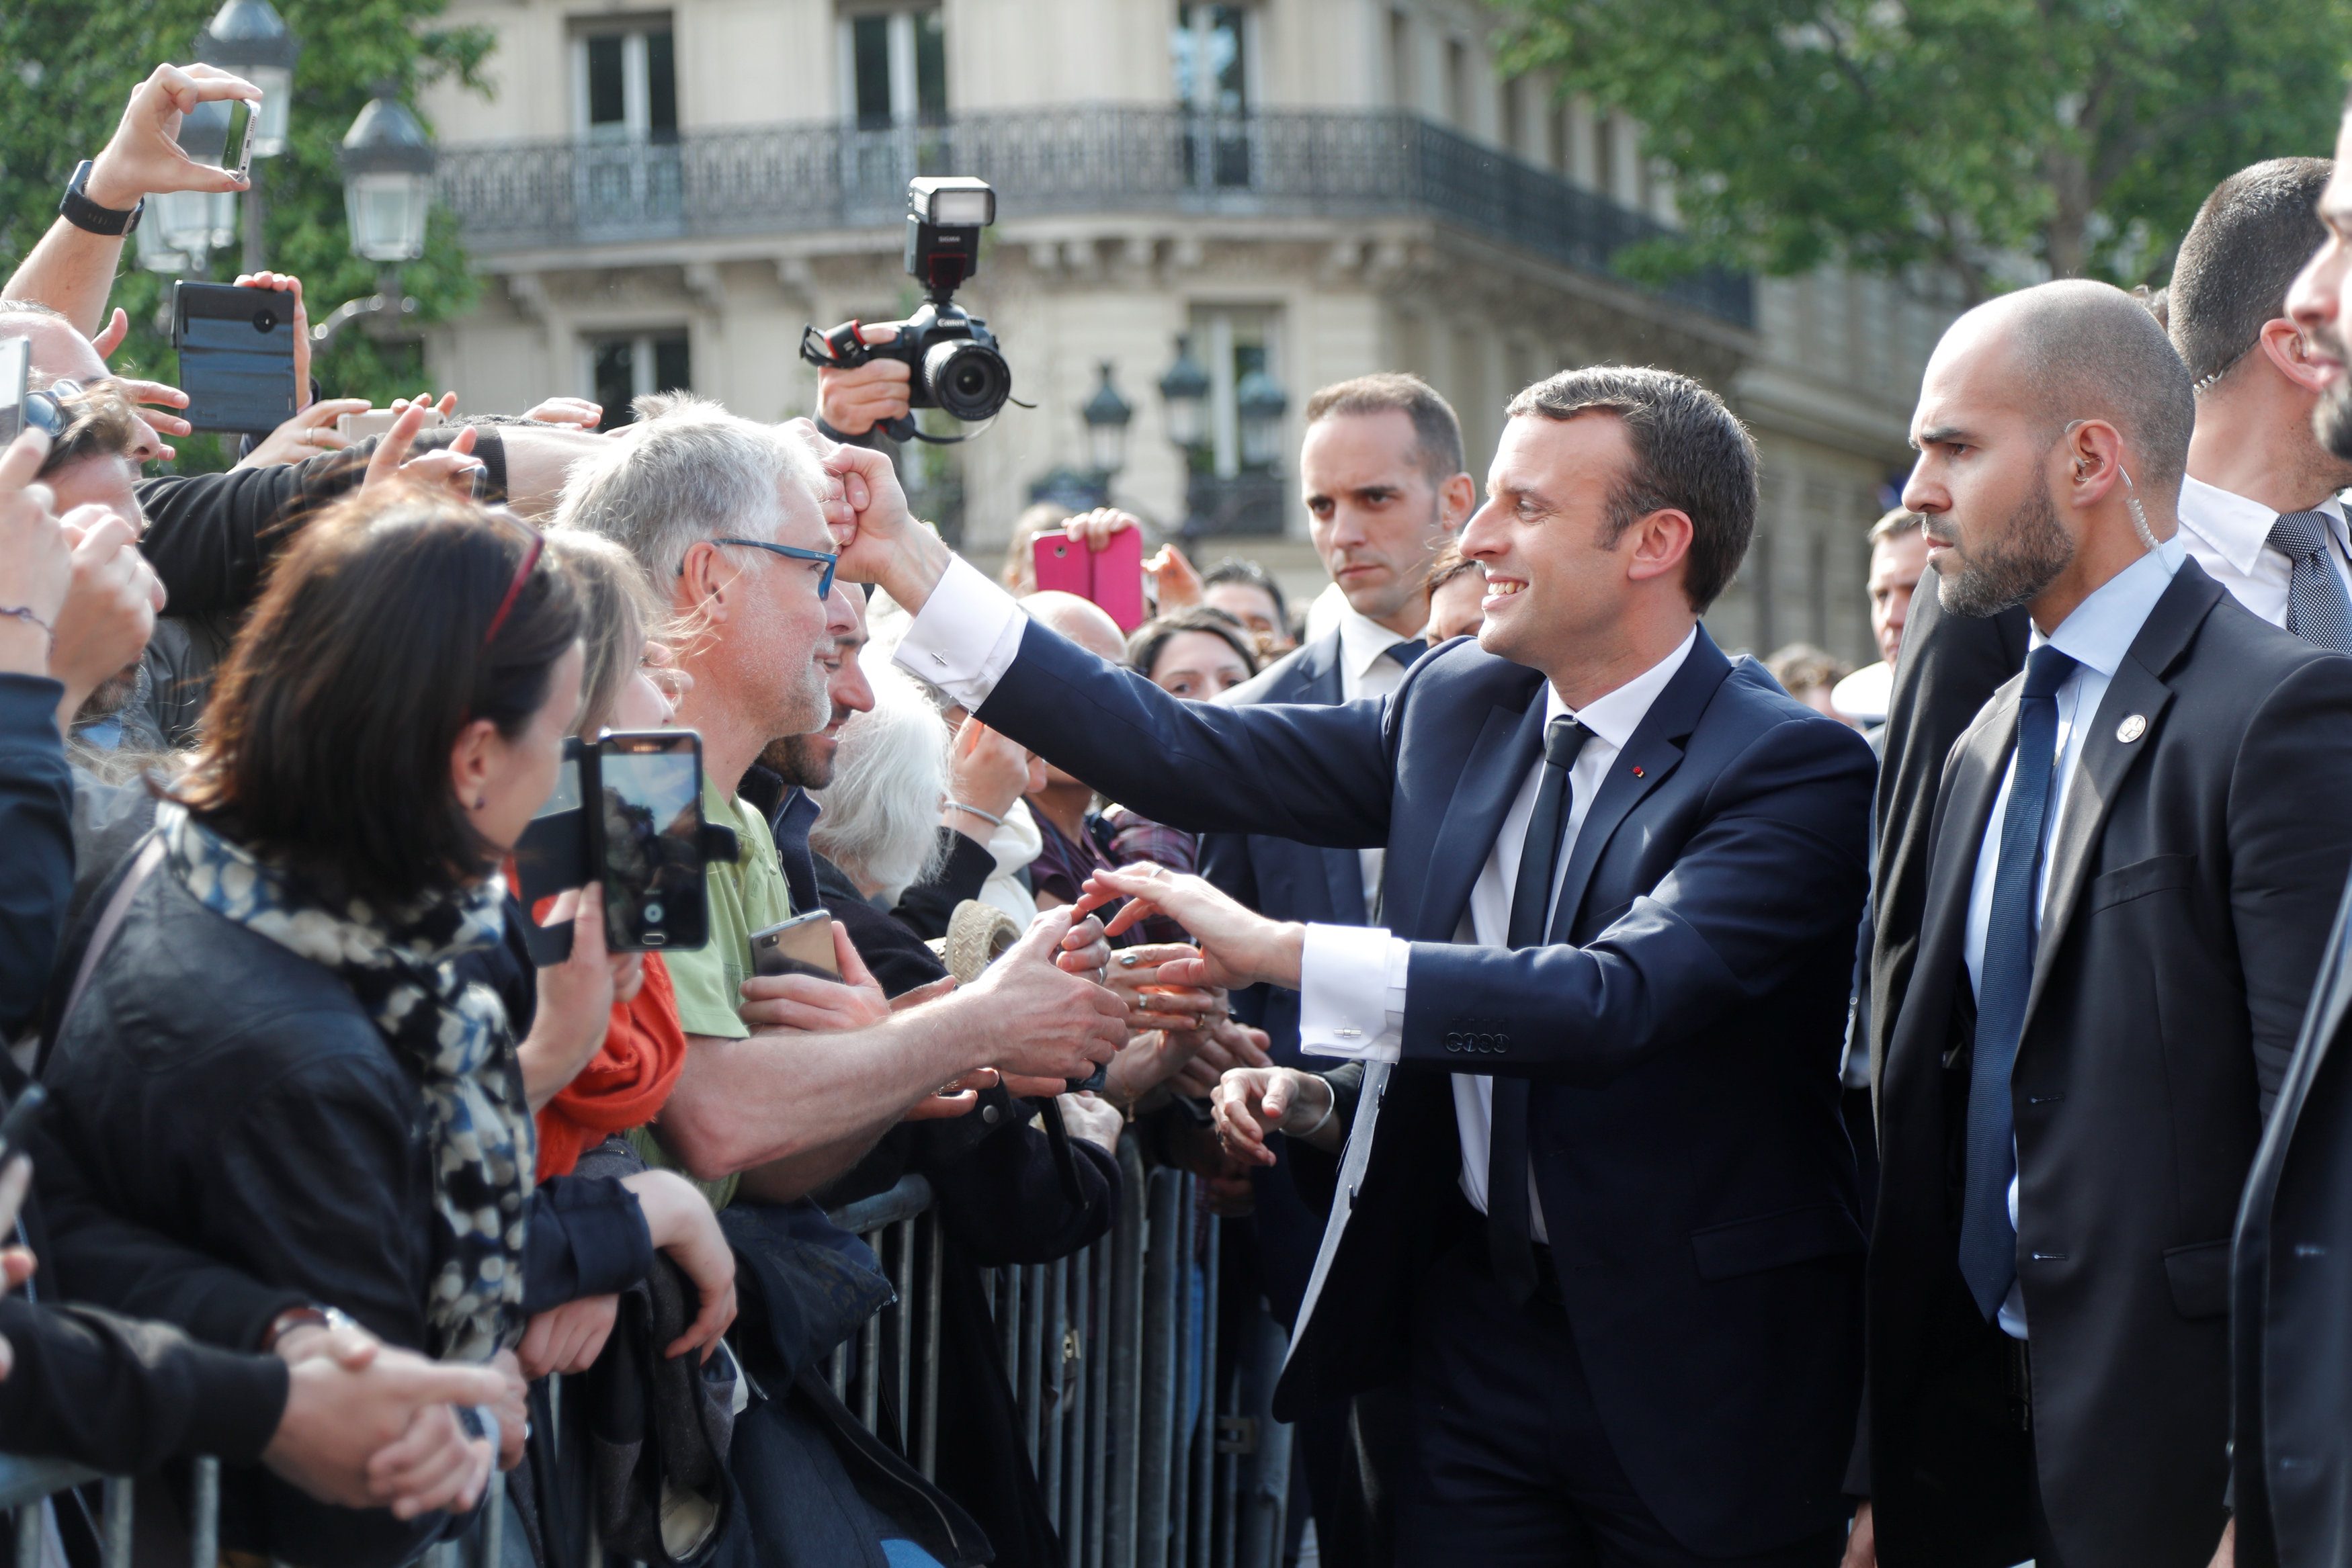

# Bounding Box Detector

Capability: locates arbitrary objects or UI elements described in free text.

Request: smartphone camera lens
[644,902,665,924]
[252,309,277,333]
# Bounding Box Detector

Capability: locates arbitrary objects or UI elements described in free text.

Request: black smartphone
[751,910,840,979]
[0,336,28,447]
[595,731,710,952]
[171,281,297,435]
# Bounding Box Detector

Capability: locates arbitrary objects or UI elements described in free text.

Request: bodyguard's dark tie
[1958,644,2078,1321]
[2267,510,2352,654]
[1487,716,1592,1305]
[1385,640,1427,670]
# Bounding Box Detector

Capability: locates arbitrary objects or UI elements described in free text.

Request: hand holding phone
[1032,519,1147,631]
[750,910,843,980]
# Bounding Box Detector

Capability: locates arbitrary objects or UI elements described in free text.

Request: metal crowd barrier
[0,1143,1290,1568]
[827,1143,1294,1568]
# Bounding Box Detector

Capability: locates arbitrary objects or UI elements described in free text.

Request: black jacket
[35,848,649,1567]
[1195,630,1365,1332]
[2230,875,2352,1568]
[1866,562,2352,1568]
[1865,566,2030,1101]
[0,674,71,1041]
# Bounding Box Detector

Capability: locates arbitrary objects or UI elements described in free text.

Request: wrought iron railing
[436,107,1754,328]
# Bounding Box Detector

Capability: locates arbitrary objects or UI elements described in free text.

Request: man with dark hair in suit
[1195,373,1473,1563]
[2225,130,2352,1568]
[1849,279,2352,1568]
[824,362,1878,1567]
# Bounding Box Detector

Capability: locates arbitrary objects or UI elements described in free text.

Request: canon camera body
[801,175,1012,439]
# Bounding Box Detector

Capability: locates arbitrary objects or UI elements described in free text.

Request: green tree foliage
[1499,0,2352,302]
[0,0,492,467]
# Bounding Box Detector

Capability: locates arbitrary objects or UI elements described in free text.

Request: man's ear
[1438,471,1477,532]
[674,539,737,625]
[2258,317,2331,396]
[1624,509,1695,587]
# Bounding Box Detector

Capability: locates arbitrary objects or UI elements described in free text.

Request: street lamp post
[194,0,300,273]
[313,88,438,350]
[1235,363,1288,472]
[1081,361,1133,484]
[1156,335,1212,532]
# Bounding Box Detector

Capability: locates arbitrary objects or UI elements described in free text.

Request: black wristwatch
[59,161,142,238]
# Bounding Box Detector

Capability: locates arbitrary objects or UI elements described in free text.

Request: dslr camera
[802,175,1013,442]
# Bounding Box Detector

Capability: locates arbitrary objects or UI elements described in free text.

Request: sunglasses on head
[481,510,547,650]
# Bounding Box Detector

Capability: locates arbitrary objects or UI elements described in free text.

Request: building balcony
[436,106,1754,329]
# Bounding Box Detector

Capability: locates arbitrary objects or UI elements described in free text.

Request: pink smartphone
[1088,526,1146,631]
[1033,529,1147,632]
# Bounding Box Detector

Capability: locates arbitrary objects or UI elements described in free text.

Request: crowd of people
[15,50,2352,1568]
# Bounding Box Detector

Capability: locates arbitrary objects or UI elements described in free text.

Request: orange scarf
[534,953,688,1180]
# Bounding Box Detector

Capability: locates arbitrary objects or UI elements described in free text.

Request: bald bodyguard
[1849,281,2352,1568]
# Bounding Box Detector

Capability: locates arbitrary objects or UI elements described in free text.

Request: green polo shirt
[665,773,792,1039]
[634,774,791,1211]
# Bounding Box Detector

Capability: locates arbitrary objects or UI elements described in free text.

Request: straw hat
[931,899,1023,982]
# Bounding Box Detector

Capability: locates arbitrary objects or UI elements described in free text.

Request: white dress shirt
[2175,474,2350,628]
[1963,532,2183,1338]
[1296,629,1698,1240]
[1329,601,1424,920]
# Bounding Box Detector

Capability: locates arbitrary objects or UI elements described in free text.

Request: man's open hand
[1077,865,1306,990]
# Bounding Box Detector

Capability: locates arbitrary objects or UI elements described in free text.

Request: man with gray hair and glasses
[554,396,1124,1205]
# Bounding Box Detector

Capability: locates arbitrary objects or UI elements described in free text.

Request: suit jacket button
[1495,1034,1509,1053]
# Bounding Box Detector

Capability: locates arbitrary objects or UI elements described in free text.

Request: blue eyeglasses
[689,537,840,599]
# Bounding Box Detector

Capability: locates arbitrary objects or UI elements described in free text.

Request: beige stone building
[420,0,1956,664]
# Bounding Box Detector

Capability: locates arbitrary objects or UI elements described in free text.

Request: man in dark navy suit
[825,365,1876,1567]
[1195,373,1472,1565]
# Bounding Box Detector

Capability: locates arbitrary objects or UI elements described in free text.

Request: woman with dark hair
[32,486,732,1568]
[1124,605,1259,701]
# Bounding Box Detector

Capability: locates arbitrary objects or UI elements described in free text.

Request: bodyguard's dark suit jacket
[1867,561,2352,1568]
[1197,630,1366,1328]
[978,617,1876,1557]
[2230,875,2352,1568]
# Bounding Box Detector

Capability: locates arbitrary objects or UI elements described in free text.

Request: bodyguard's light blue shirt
[1963,531,2184,1337]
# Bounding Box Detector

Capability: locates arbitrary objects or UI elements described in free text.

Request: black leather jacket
[34,850,648,1567]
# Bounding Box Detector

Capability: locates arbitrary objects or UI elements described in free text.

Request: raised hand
[362,400,482,499]
[83,64,260,212]
[737,922,889,1033]
[236,398,368,471]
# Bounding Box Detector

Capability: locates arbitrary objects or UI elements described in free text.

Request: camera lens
[252,309,277,333]
[922,339,1011,423]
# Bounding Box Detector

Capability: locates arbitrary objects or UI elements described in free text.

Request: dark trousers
[1394,1237,1845,1568]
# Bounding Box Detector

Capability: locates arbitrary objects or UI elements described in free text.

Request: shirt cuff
[1298,924,1406,1061]
[894,554,1029,712]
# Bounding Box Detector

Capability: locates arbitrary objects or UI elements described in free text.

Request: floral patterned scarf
[159,802,532,1362]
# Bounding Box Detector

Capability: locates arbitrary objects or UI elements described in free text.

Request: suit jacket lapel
[2019,564,2222,1024]
[1547,631,1732,939]
[2024,658,2171,1012]
[1413,697,1546,941]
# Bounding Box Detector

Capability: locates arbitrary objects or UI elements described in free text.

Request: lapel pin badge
[1632,765,1644,777]
[2116,714,2147,743]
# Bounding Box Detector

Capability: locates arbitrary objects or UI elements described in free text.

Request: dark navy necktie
[1386,640,1427,670]
[2267,511,2352,654]
[1958,644,2078,1321]
[1487,716,1592,1305]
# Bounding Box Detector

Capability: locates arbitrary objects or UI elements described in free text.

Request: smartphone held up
[511,730,740,965]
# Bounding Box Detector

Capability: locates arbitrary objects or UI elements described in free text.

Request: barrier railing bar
[1042,1254,1069,1530]
[1137,1168,1180,1568]
[859,1229,884,1434]
[919,1215,943,1481]
[1191,1214,1219,1568]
